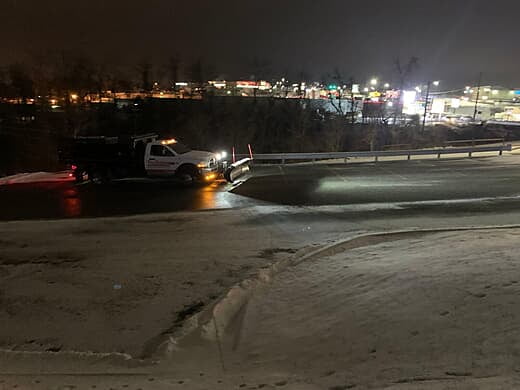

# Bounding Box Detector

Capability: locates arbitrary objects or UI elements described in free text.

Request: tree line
[0,52,224,102]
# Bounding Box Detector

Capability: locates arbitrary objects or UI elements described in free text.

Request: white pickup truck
[63,134,227,183]
[144,138,224,182]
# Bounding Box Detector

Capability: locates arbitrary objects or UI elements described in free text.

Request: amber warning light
[161,139,177,145]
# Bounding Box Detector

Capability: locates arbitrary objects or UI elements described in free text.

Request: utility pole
[421,81,431,133]
[473,72,482,121]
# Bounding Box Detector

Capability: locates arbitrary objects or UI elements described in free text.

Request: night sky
[2,0,520,87]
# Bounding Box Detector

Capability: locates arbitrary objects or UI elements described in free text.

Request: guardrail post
[344,157,347,164]
[407,154,411,161]
[375,156,378,163]
[499,149,503,156]
[282,158,285,164]
[469,151,472,158]
[437,152,441,159]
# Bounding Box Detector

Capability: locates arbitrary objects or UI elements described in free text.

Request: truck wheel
[89,168,112,184]
[176,165,200,186]
[89,170,104,184]
[74,170,84,183]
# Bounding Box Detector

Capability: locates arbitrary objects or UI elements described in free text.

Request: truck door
[145,144,178,176]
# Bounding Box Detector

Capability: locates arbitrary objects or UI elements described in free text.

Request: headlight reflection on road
[316,178,438,193]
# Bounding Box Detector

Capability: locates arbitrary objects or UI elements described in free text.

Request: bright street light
[384,83,390,88]
[370,78,378,86]
[433,80,440,87]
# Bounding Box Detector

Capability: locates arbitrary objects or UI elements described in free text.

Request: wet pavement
[2,156,520,220]
[0,178,257,220]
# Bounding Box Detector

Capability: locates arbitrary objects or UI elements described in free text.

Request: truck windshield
[169,142,191,154]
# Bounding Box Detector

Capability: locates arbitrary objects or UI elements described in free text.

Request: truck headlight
[215,151,227,161]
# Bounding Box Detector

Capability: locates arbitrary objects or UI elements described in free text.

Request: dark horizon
[2,0,520,87]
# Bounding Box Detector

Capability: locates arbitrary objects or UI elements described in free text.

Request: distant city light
[387,101,393,107]
[492,90,499,95]
[433,81,440,86]
[363,87,369,92]
[384,83,390,88]
[402,90,417,105]
[451,98,461,108]
[370,78,378,86]
[415,86,422,93]
[431,98,445,114]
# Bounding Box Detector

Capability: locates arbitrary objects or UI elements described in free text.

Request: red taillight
[68,173,74,177]
[71,164,77,171]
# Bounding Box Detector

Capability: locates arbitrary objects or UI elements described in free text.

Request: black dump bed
[59,133,157,175]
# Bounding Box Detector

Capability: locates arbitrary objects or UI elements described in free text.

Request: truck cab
[144,139,220,182]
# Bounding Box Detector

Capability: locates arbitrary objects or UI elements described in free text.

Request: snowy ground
[0,211,298,358]
[4,208,520,388]
[176,228,520,389]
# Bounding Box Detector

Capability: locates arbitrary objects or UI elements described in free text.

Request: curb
[155,223,520,358]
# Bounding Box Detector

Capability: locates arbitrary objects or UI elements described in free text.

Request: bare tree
[394,56,419,91]
[296,70,311,98]
[250,57,273,81]
[136,62,152,93]
[188,58,204,85]
[168,55,180,90]
[392,56,420,125]
[8,63,34,103]
[325,68,355,118]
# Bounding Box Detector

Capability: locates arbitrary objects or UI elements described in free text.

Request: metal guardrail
[443,138,505,147]
[383,138,505,151]
[236,144,512,164]
[383,144,412,150]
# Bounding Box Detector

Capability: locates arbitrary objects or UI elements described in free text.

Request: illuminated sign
[237,81,258,89]
[402,90,417,105]
[430,99,445,114]
[451,98,461,108]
